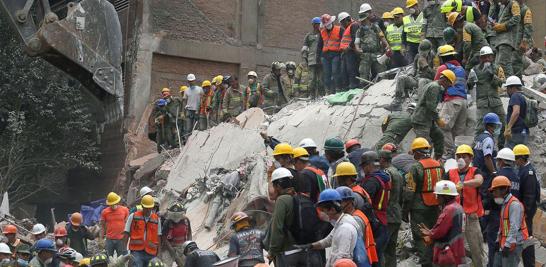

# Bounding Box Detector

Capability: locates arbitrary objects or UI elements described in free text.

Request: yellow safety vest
[386,24,404,51]
[403,13,424,44]
[466,6,475,23]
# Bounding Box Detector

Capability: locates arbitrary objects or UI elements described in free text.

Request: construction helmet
[359,3,372,14]
[161,88,170,93]
[2,225,16,235]
[298,138,317,148]
[312,17,321,24]
[480,46,494,56]
[201,80,211,87]
[338,12,351,23]
[70,212,83,226]
[378,150,393,160]
[89,254,108,266]
[34,239,56,252]
[489,176,511,191]
[434,180,459,196]
[411,137,431,151]
[31,224,46,235]
[179,85,188,92]
[344,139,360,150]
[496,148,515,162]
[0,243,11,255]
[382,12,394,19]
[293,147,310,159]
[17,244,31,255]
[443,27,456,43]
[391,7,405,16]
[504,76,523,87]
[418,39,432,52]
[139,186,154,197]
[230,211,249,226]
[168,202,185,212]
[271,167,293,182]
[141,195,155,209]
[213,75,224,85]
[361,151,380,166]
[106,192,121,206]
[186,73,196,81]
[181,241,198,255]
[455,144,474,156]
[271,61,282,70]
[54,226,68,237]
[483,112,501,125]
[320,14,335,27]
[80,258,91,266]
[272,143,294,156]
[247,71,257,78]
[441,0,459,13]
[513,144,531,156]
[324,138,345,151]
[148,258,165,267]
[406,0,418,8]
[334,162,358,177]
[334,258,358,267]
[440,69,457,84]
[317,189,342,205]
[285,61,296,70]
[447,12,460,26]
[156,99,167,108]
[438,44,457,56]
[381,143,398,152]
[336,186,355,200]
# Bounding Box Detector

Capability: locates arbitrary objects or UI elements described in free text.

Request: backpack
[353,234,371,267]
[290,194,322,244]
[524,98,539,128]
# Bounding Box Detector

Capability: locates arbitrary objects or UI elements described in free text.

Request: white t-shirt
[184,86,203,111]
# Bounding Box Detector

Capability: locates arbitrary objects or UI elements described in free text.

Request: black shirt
[507,92,527,133]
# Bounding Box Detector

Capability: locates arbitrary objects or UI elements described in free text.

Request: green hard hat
[419,39,432,52]
[324,138,344,151]
[443,27,456,44]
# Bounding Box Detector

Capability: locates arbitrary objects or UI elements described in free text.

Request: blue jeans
[321,53,341,94]
[374,223,390,266]
[504,130,528,149]
[106,239,127,257]
[131,250,155,267]
[493,245,523,267]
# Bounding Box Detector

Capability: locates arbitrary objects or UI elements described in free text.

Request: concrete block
[235,108,266,129]
[129,152,159,168]
[133,153,166,181]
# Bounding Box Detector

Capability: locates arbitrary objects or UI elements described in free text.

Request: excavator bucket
[0,0,123,122]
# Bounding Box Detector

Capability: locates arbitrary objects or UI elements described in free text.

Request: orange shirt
[100,206,129,240]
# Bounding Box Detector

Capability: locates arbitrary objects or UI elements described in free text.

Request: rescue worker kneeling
[227,212,266,267]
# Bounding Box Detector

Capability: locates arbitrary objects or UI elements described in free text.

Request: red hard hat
[345,139,360,150]
[2,225,17,235]
[334,258,357,267]
[54,226,67,237]
[381,143,398,152]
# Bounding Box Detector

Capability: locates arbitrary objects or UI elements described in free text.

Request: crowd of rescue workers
[2,0,546,266]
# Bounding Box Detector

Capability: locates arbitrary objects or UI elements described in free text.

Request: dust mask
[325,23,333,30]
[248,78,255,84]
[384,22,390,27]
[457,158,467,170]
[494,126,501,136]
[44,258,53,265]
[494,197,504,205]
[409,8,416,14]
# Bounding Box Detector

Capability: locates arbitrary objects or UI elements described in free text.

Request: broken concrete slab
[235,108,266,129]
[133,153,166,181]
[129,152,159,168]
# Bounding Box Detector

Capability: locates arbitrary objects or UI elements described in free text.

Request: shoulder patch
[529,170,534,175]
[524,10,532,24]
[463,29,471,42]
[497,66,506,80]
[511,2,520,17]
[405,173,416,192]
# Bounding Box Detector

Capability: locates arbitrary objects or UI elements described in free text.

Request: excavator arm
[0,0,124,123]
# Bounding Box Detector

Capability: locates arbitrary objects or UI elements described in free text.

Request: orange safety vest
[353,209,378,264]
[128,211,160,255]
[321,26,342,53]
[351,184,372,204]
[448,167,484,216]
[499,196,529,249]
[419,158,442,206]
[340,22,356,50]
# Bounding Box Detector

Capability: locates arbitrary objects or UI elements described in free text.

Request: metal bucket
[376,53,389,65]
[212,256,240,267]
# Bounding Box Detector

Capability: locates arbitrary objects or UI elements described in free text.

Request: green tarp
[325,89,364,105]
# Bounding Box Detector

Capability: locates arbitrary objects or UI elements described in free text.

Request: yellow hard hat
[293,147,310,159]
[447,12,460,26]
[161,88,170,93]
[513,144,531,156]
[106,192,121,206]
[141,195,155,209]
[438,44,458,56]
[202,80,211,87]
[411,137,431,151]
[455,144,474,156]
[180,85,188,92]
[272,143,294,156]
[334,162,358,177]
[406,0,418,8]
[382,12,394,19]
[391,7,405,16]
[213,75,224,85]
[441,69,456,84]
[80,258,91,266]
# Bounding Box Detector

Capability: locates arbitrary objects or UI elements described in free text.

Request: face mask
[494,126,501,136]
[248,78,255,84]
[325,23,333,30]
[44,258,53,265]
[457,158,467,170]
[55,238,65,247]
[409,8,416,14]
[384,22,390,27]
[494,197,504,205]
[273,160,282,168]
[111,204,118,210]
[482,62,491,70]
[288,70,294,76]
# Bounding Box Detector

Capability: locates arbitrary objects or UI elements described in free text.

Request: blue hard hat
[35,239,56,252]
[157,99,167,107]
[336,186,354,200]
[312,17,321,24]
[483,112,501,125]
[317,189,342,204]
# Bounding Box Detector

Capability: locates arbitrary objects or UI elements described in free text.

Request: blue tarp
[77,198,106,226]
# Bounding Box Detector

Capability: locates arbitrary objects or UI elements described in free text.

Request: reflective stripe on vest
[445,62,467,98]
[352,209,378,264]
[129,211,160,255]
[403,13,424,43]
[321,26,342,52]
[419,158,442,206]
[340,22,355,50]
[364,175,391,225]
[352,184,372,204]
[386,24,403,51]
[448,167,484,216]
[499,196,529,248]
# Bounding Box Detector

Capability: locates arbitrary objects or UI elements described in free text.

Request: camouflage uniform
[411,81,445,156]
[392,49,436,107]
[375,112,413,151]
[262,73,290,112]
[422,1,447,51]
[462,22,489,71]
[303,31,324,98]
[294,63,310,97]
[470,62,506,134]
[384,165,405,267]
[153,98,180,151]
[356,23,386,81]
[221,85,244,122]
[489,0,521,77]
[512,3,533,77]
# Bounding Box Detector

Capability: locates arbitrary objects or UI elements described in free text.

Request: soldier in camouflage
[302,17,324,98]
[422,0,447,52]
[262,62,290,113]
[355,7,389,81]
[512,0,533,78]
[375,102,415,151]
[450,12,489,71]
[489,0,521,77]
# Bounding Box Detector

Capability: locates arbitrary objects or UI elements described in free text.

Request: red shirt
[430,200,466,265]
[100,206,129,240]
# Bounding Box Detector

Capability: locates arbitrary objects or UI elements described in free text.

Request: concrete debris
[235,108,266,129]
[133,153,167,181]
[129,152,160,168]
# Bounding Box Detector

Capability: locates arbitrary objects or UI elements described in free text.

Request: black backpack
[524,98,539,128]
[290,194,323,244]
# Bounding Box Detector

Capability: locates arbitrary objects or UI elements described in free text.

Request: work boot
[385,98,403,111]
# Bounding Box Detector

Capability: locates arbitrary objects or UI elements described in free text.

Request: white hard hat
[338,12,351,22]
[187,73,196,81]
[139,186,154,197]
[434,180,459,196]
[479,46,494,56]
[496,148,515,161]
[504,76,522,87]
[73,252,83,263]
[247,71,257,77]
[31,223,46,235]
[0,243,11,255]
[359,3,372,14]
[298,138,317,148]
[271,167,293,182]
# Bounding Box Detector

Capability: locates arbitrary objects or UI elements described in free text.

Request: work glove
[294,244,313,250]
[493,23,506,32]
[436,118,447,128]
[502,246,512,257]
[504,127,512,140]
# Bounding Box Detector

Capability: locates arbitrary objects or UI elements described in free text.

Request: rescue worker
[198,80,213,130]
[355,4,389,82]
[54,226,68,251]
[449,12,489,71]
[160,203,191,267]
[293,147,327,203]
[0,243,11,262]
[378,149,404,267]
[435,45,468,158]
[219,75,244,121]
[302,17,324,98]
[376,102,415,150]
[294,62,310,97]
[182,73,203,135]
[16,244,31,266]
[446,145,485,267]
[419,180,466,265]
[489,0,521,77]
[338,12,360,89]
[124,195,161,267]
[283,62,297,95]
[29,239,59,267]
[227,212,265,266]
[317,13,344,94]
[403,137,443,267]
[153,98,175,152]
[345,139,367,179]
[333,162,371,214]
[209,75,223,122]
[3,225,21,255]
[513,0,533,76]
[468,46,506,135]
[412,70,455,159]
[489,176,528,266]
[99,192,129,257]
[360,151,391,264]
[66,212,94,257]
[181,241,220,267]
[504,76,528,148]
[324,138,348,188]
[513,144,539,267]
[386,8,408,68]
[162,87,184,139]
[442,27,458,49]
[244,71,262,109]
[31,224,47,242]
[422,0,447,51]
[380,12,394,38]
[403,0,424,63]
[298,138,330,174]
[262,62,289,112]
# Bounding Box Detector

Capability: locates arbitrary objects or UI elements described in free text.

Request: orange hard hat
[489,176,511,191]
[54,226,67,237]
[334,258,357,267]
[345,139,360,150]
[381,143,398,152]
[2,225,17,235]
[70,212,83,226]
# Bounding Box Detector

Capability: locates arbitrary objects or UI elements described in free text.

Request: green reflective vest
[441,0,462,13]
[386,24,404,51]
[466,6,475,23]
[403,13,424,44]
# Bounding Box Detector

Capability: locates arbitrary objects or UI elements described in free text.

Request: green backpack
[524,98,539,128]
